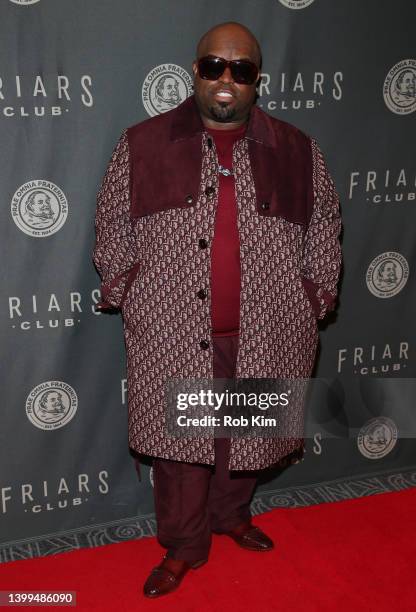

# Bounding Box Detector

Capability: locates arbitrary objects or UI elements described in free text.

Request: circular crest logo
[9,0,41,5]
[357,417,398,459]
[383,59,416,115]
[142,64,193,117]
[366,252,409,298]
[26,381,78,430]
[278,0,315,8]
[11,180,68,237]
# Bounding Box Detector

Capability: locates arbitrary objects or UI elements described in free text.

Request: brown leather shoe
[221,522,274,552]
[143,556,206,598]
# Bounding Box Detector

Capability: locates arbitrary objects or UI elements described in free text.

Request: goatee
[208,102,236,122]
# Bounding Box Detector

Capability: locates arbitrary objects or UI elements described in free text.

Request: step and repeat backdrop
[1,0,415,554]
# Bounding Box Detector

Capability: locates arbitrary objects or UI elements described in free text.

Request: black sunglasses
[197,55,259,85]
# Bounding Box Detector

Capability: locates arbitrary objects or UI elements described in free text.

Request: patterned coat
[93,96,341,470]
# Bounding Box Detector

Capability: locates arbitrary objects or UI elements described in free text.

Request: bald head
[192,21,261,129]
[196,22,262,68]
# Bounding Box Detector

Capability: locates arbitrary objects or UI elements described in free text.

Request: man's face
[192,28,260,128]
[398,71,416,96]
[160,77,179,102]
[380,262,397,283]
[31,193,53,218]
[43,392,62,412]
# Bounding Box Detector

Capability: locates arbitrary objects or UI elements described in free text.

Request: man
[393,69,416,105]
[376,260,398,290]
[36,390,67,423]
[23,190,55,228]
[93,22,341,598]
[154,74,182,112]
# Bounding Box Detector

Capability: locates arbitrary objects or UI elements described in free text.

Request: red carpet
[1,487,415,611]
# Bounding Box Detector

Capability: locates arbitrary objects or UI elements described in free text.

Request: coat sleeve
[300,139,342,319]
[92,130,140,311]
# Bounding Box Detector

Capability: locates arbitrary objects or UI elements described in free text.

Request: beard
[208,101,237,122]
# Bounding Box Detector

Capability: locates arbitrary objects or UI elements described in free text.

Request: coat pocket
[119,261,141,308]
[300,276,321,318]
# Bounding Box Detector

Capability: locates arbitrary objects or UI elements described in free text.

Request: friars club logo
[1,470,109,515]
[357,417,398,459]
[278,0,315,8]
[337,341,409,376]
[348,167,416,205]
[366,252,409,299]
[11,180,68,237]
[8,289,102,332]
[26,381,78,431]
[0,74,94,118]
[142,64,193,117]
[258,69,343,112]
[383,59,416,115]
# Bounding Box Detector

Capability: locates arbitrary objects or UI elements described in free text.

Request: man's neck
[206,122,247,133]
[200,115,249,131]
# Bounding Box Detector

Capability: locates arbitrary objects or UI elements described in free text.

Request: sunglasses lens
[231,61,258,85]
[198,57,226,81]
[198,57,258,85]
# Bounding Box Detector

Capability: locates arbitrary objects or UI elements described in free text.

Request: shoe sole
[222,533,275,552]
[143,560,207,598]
[190,558,208,569]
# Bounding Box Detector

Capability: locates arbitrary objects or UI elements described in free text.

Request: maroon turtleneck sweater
[206,123,247,337]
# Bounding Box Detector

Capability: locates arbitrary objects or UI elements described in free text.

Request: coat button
[200,339,210,350]
[205,186,215,197]
[207,137,213,149]
[261,201,270,210]
[185,194,193,204]
[198,238,208,249]
[197,289,207,300]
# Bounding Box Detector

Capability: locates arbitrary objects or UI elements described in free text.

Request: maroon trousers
[152,334,258,563]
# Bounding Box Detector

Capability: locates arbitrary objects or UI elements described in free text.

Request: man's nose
[219,66,234,84]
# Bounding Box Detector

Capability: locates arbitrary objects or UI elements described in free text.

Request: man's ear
[192,60,198,77]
